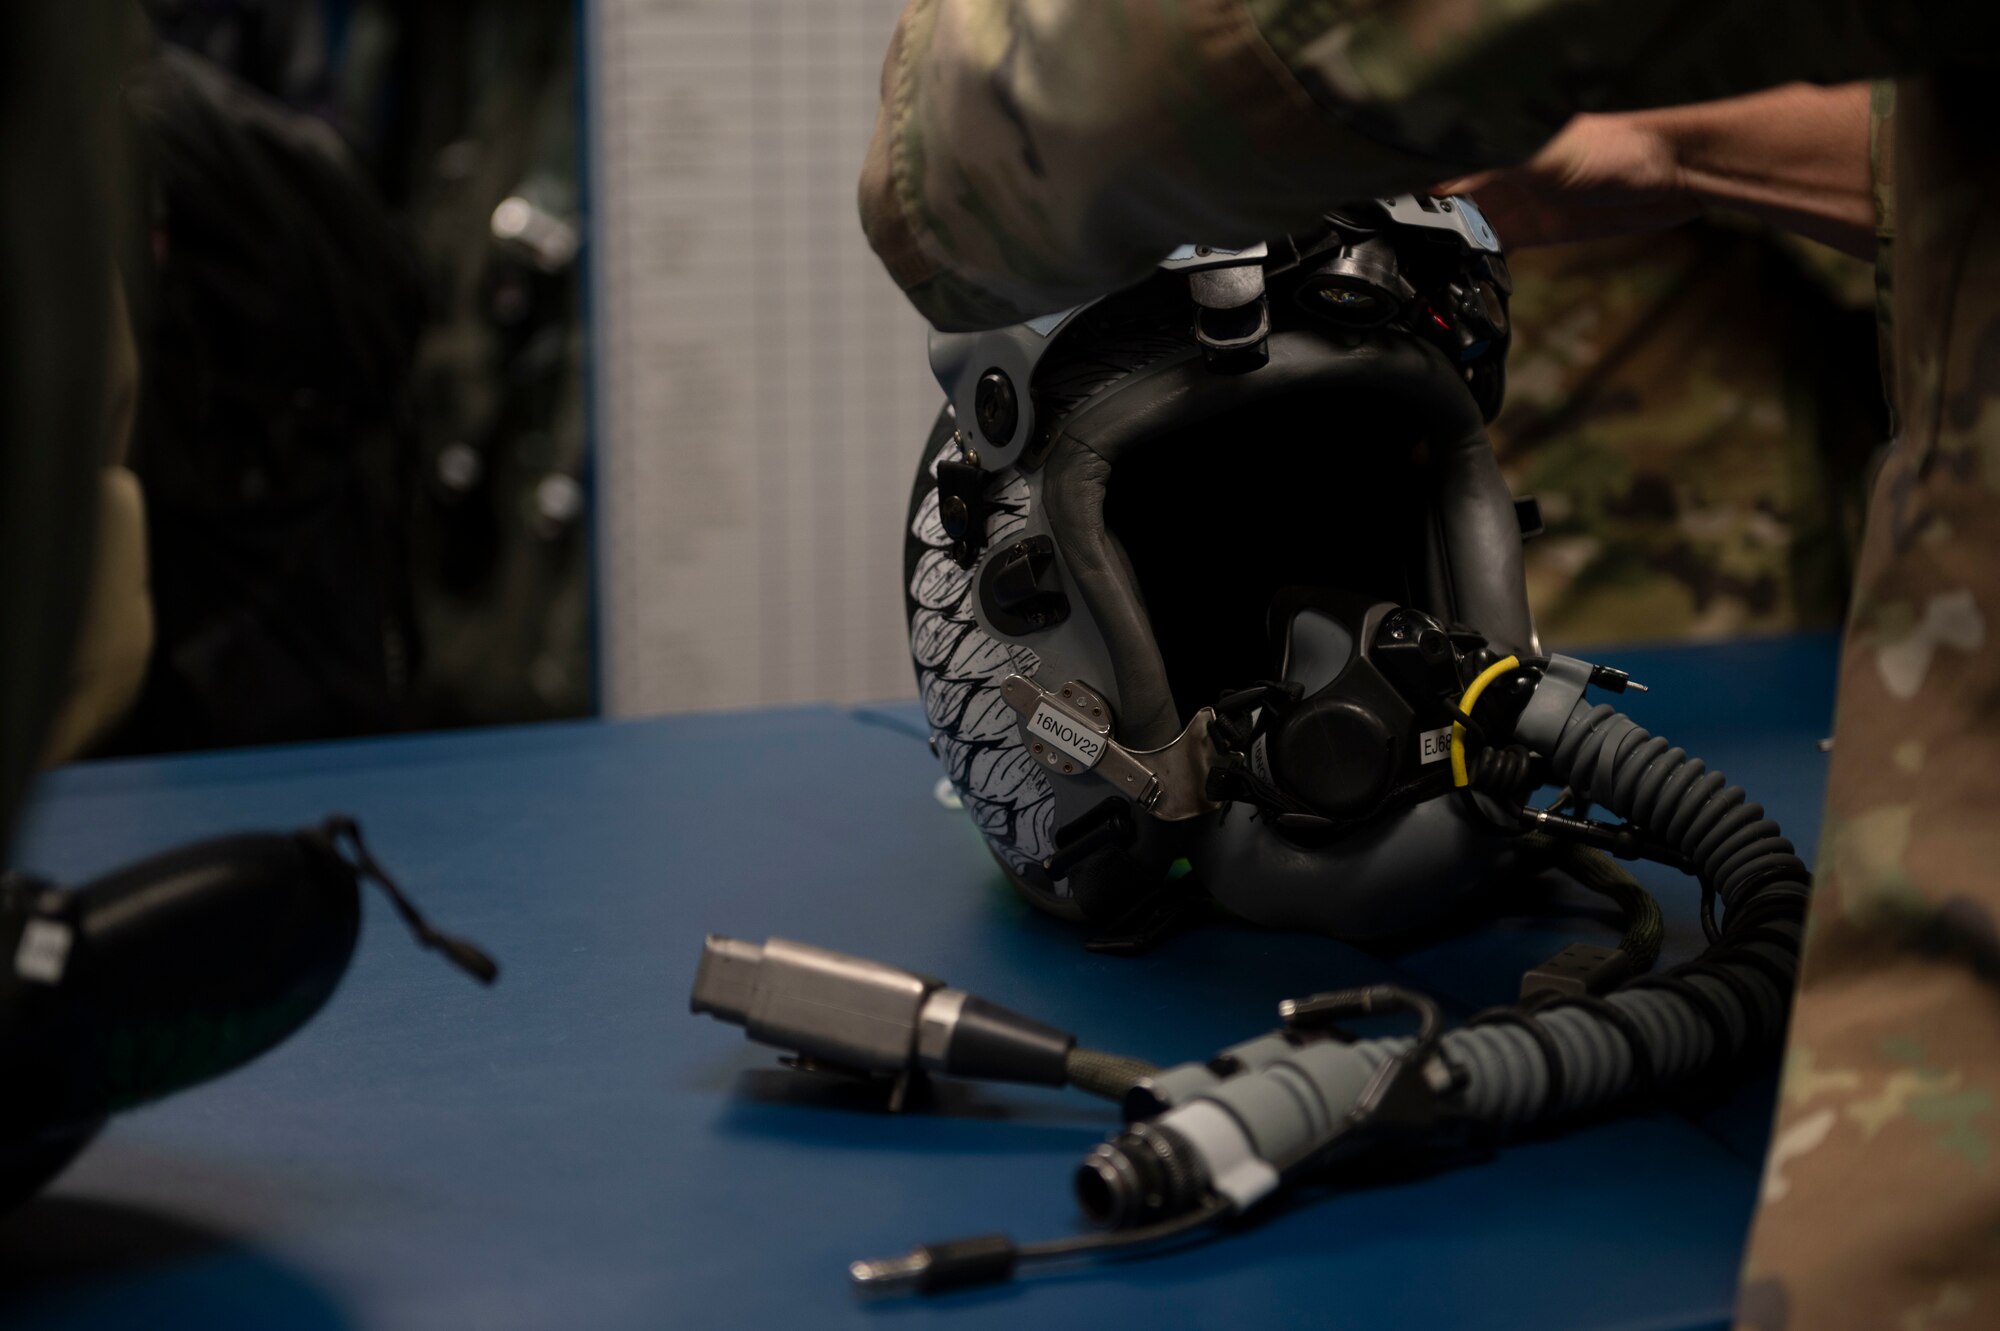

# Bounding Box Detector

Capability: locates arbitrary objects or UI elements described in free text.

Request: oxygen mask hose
[846,652,1809,1293]
[1068,656,1805,1224]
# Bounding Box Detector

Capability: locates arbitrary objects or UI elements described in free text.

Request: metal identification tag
[1027,702,1107,769]
[999,673,1221,820]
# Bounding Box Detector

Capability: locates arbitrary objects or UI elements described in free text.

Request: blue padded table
[0,634,1839,1331]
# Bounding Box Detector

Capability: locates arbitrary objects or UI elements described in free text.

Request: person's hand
[1433,112,1697,249]
[1433,82,1874,258]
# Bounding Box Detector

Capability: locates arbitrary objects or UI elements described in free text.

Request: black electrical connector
[851,1200,1230,1295]
[1587,664,1648,694]
[1516,805,1672,863]
[850,1234,1019,1293]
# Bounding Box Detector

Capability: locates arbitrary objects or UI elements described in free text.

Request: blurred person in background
[40,280,154,767]
[37,1,592,761]
[111,33,424,751]
[1,4,132,832]
[142,0,593,731]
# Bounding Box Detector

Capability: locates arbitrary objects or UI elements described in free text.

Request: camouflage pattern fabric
[859,1,1992,333]
[1735,74,2000,1331]
[861,4,2000,1326]
[859,0,1473,331]
[1496,228,1880,645]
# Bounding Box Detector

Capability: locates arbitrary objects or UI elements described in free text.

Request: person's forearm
[862,1,1987,330]
[1649,83,1875,259]
[1436,82,1876,256]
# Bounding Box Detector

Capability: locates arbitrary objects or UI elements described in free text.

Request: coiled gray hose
[1355,699,1808,1126]
[1074,693,1814,1243]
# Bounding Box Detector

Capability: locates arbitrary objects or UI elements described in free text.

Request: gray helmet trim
[1423,411,1539,658]
[1035,328,1532,751]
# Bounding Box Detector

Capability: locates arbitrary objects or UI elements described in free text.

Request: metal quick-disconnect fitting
[1079,986,1460,1229]
[1076,1121,1212,1228]
[1078,1036,1393,1226]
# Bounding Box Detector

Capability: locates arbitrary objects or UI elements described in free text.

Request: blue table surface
[0,633,1841,1331]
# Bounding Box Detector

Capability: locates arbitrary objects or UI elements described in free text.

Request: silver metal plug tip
[688,935,763,1023]
[849,1249,930,1291]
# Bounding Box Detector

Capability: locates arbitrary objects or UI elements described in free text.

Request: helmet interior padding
[1039,330,1532,749]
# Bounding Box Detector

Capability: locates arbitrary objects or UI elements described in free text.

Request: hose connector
[1076,1120,1213,1228]
[1080,988,1455,1230]
[1512,653,1593,753]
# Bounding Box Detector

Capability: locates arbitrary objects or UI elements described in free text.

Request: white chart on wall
[586,0,943,715]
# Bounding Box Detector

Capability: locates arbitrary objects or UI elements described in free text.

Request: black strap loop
[322,817,499,985]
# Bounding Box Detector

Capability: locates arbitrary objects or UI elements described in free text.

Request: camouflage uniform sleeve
[856,0,1428,331]
[860,0,1996,331]
[1732,69,2000,1329]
